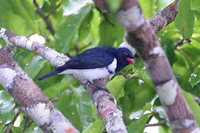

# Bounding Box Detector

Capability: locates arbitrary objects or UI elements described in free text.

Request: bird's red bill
[127,58,135,64]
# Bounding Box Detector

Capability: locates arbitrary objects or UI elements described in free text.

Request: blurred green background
[0,0,200,132]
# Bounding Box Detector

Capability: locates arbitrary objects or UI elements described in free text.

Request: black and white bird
[38,46,135,82]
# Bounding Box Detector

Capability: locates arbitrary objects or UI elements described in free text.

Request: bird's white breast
[60,58,117,81]
[107,58,117,73]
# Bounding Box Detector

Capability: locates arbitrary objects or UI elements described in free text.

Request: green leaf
[43,76,76,98]
[195,11,200,21]
[75,87,94,129]
[106,0,123,13]
[82,118,104,133]
[0,0,37,34]
[162,39,178,65]
[191,0,200,12]
[159,126,172,133]
[24,56,46,79]
[139,0,173,18]
[119,76,155,124]
[173,51,193,91]
[90,9,101,45]
[106,76,127,99]
[128,114,149,133]
[56,5,92,53]
[56,86,93,131]
[41,0,60,15]
[83,104,104,133]
[139,0,154,18]
[99,14,124,45]
[175,0,195,38]
[0,90,15,122]
[189,65,200,88]
[180,40,200,65]
[183,91,200,126]
[77,12,92,44]
[132,65,153,87]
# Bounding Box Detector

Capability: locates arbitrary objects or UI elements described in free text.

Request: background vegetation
[0,0,200,132]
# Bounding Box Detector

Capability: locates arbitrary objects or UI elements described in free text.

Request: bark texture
[94,0,199,133]
[0,48,78,133]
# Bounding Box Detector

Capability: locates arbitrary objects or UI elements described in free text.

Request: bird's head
[116,47,135,71]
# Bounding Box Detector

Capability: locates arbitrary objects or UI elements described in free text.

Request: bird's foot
[93,78,109,87]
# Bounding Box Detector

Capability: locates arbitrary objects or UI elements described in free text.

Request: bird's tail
[38,70,59,80]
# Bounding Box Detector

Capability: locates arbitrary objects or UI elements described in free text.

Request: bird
[38,46,135,82]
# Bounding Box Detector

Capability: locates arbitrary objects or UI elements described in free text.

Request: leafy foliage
[0,0,200,133]
[175,0,195,38]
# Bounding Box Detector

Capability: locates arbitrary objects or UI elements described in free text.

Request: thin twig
[48,3,61,16]
[33,0,55,35]
[175,38,191,49]
[22,117,33,132]
[146,121,165,127]
[192,94,200,105]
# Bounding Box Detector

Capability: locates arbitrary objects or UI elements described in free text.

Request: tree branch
[94,0,200,133]
[0,28,127,133]
[0,48,78,133]
[149,0,179,32]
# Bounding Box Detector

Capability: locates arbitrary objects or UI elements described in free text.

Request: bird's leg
[92,78,110,93]
[85,78,117,105]
[93,78,109,87]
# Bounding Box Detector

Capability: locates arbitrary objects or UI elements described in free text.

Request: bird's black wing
[57,52,114,71]
[56,46,117,71]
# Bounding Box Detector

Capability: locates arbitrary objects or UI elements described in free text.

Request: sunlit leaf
[107,76,127,99]
[0,0,37,34]
[159,126,172,133]
[82,118,104,133]
[139,0,154,18]
[128,114,149,133]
